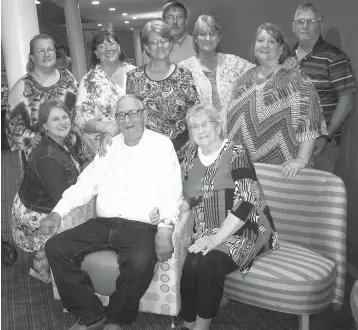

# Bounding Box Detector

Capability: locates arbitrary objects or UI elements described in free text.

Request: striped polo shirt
[292,36,357,135]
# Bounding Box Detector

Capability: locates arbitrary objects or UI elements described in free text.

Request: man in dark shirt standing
[292,2,357,173]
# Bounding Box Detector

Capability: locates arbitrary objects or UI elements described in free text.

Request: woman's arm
[189,146,263,254]
[5,79,38,151]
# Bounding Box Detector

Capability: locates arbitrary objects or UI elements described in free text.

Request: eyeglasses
[34,48,56,55]
[164,14,186,23]
[197,32,218,39]
[294,19,322,26]
[97,41,118,51]
[115,109,144,121]
[147,38,170,46]
[189,121,215,130]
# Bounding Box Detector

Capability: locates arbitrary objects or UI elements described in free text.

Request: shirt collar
[173,32,188,46]
[292,35,325,56]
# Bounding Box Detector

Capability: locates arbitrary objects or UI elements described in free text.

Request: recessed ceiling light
[124,21,129,24]
[131,28,133,30]
[122,13,128,16]
[92,1,100,5]
[132,17,137,20]
[98,23,102,26]
[109,8,115,11]
[35,0,41,4]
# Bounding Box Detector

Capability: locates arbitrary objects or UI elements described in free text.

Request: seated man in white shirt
[41,94,182,330]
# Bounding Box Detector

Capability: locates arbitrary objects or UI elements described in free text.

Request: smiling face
[94,37,121,65]
[189,111,221,150]
[254,29,282,66]
[164,7,187,39]
[43,107,71,144]
[145,31,173,61]
[116,96,147,146]
[30,38,57,70]
[293,9,322,44]
[195,23,220,54]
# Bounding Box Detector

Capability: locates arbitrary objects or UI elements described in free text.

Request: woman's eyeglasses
[115,109,144,121]
[147,38,170,46]
[97,41,118,51]
[197,32,218,39]
[34,48,56,55]
[189,121,215,130]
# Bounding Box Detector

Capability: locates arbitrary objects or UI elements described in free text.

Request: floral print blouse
[5,68,78,160]
[126,65,199,161]
[179,53,255,134]
[75,62,136,157]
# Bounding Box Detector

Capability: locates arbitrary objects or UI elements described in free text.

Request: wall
[206,0,358,270]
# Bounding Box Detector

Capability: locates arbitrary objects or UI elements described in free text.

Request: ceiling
[47,0,209,32]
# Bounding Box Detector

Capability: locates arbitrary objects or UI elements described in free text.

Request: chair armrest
[57,198,95,233]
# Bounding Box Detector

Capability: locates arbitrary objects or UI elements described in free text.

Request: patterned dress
[12,144,81,252]
[75,62,136,158]
[126,65,199,160]
[227,67,328,165]
[182,140,279,275]
[5,68,83,161]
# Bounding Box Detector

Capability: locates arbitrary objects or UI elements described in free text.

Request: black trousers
[45,217,157,325]
[180,250,238,322]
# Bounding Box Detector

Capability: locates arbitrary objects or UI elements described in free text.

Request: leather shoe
[68,317,106,330]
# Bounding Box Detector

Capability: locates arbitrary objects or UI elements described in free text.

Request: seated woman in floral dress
[12,100,85,283]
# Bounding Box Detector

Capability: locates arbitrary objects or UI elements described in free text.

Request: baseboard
[347,262,358,279]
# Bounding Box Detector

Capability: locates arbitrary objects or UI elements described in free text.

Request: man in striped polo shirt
[292,2,357,173]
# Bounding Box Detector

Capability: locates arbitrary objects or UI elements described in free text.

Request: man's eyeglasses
[34,48,56,55]
[97,41,118,51]
[147,38,170,46]
[164,14,186,23]
[294,19,322,26]
[115,109,144,121]
[197,32,219,39]
[189,121,215,130]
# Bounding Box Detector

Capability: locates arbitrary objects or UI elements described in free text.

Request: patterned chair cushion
[52,208,194,317]
[224,241,336,315]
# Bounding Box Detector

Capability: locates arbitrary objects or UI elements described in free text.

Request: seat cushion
[224,241,336,315]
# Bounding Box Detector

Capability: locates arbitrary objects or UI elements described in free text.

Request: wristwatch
[162,218,174,228]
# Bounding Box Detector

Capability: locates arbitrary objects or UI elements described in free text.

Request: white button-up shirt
[53,129,183,227]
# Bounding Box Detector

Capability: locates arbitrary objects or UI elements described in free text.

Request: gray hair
[294,3,324,22]
[192,15,222,54]
[116,94,144,111]
[142,20,173,46]
[186,103,225,138]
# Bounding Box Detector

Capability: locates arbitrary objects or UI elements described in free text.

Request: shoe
[103,324,122,330]
[29,258,51,283]
[68,317,107,330]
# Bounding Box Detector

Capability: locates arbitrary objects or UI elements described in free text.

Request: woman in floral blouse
[5,34,83,165]
[126,20,199,161]
[75,29,136,159]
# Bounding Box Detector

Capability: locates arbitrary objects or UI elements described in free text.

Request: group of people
[5,1,356,330]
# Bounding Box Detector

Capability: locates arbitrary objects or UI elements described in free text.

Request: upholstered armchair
[223,163,347,330]
[51,200,194,328]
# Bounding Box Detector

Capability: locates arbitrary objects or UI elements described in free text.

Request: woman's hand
[282,56,299,70]
[31,133,42,147]
[149,207,161,225]
[38,212,61,236]
[105,122,119,137]
[281,158,306,179]
[98,133,113,157]
[188,235,221,255]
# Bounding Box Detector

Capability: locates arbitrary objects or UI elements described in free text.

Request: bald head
[115,94,148,146]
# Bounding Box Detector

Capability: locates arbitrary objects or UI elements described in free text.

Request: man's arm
[326,93,355,138]
[52,153,108,219]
